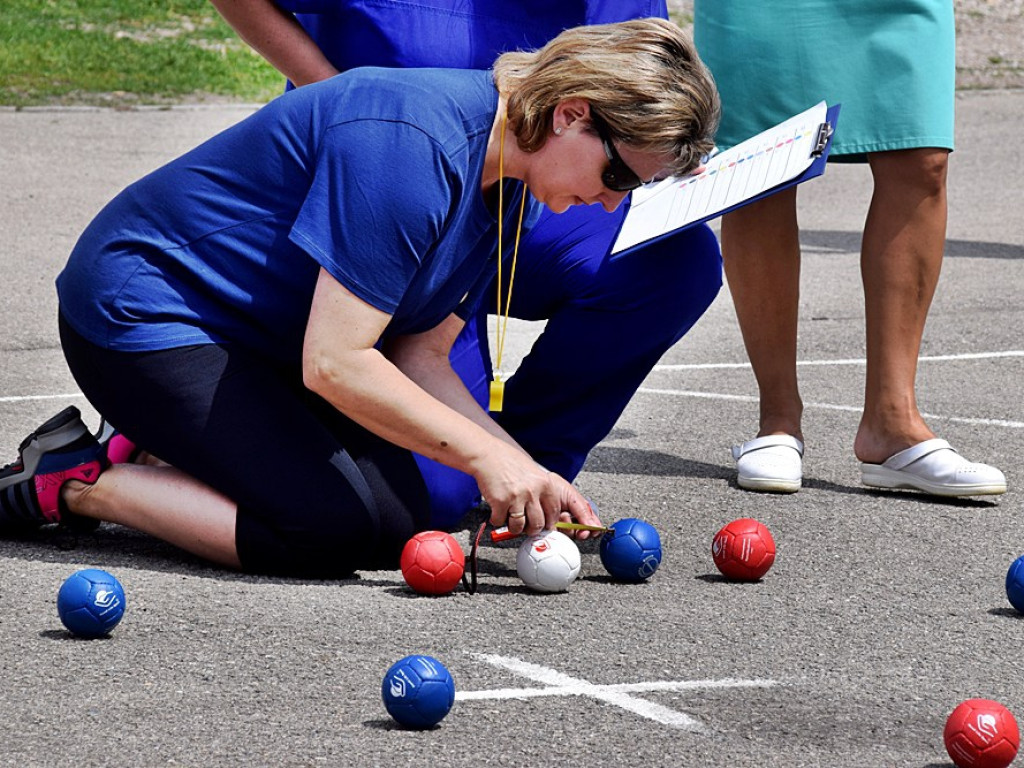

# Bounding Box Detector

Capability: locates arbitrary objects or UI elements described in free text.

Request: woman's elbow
[302,346,343,398]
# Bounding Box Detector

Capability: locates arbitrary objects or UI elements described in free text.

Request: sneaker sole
[861,466,1007,497]
[737,475,801,493]
[0,407,91,490]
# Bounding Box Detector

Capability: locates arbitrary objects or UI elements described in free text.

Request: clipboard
[611,102,841,254]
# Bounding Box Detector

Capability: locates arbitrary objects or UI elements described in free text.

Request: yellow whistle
[488,378,505,413]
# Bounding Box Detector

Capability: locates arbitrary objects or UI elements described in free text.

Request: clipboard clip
[811,122,833,157]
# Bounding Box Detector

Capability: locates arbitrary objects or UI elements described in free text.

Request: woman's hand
[473,444,603,540]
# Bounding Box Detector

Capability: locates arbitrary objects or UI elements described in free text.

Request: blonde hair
[493,18,720,176]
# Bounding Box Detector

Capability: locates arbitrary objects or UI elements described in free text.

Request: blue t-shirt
[58,68,525,364]
[276,0,668,73]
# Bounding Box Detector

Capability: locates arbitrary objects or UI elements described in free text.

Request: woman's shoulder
[313,68,497,145]
[333,66,493,107]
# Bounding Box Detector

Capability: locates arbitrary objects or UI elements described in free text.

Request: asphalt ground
[0,90,1022,767]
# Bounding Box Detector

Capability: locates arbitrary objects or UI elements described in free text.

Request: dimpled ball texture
[516,530,581,593]
[381,654,456,729]
[57,568,126,638]
[711,518,776,581]
[599,517,663,582]
[400,530,465,595]
[944,698,1020,768]
[1005,554,1024,614]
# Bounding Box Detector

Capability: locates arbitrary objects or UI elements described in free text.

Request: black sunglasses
[590,112,644,192]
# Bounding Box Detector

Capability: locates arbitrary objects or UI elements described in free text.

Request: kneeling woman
[0,19,719,577]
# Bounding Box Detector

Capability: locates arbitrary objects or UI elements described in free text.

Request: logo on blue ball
[637,553,661,580]
[381,654,455,729]
[57,568,126,639]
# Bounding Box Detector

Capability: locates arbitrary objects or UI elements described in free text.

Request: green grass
[0,0,283,107]
[1,3,700,107]
[669,10,694,29]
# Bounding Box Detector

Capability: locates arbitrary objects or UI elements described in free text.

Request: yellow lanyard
[489,114,527,413]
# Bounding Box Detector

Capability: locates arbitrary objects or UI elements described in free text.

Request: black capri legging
[59,313,430,577]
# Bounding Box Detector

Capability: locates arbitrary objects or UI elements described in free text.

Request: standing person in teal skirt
[694,1,1007,496]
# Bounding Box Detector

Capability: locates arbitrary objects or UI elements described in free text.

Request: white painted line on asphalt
[5,349,1020,430]
[458,653,778,731]
[456,678,779,699]
[652,350,1024,371]
[637,388,1024,429]
[0,393,82,404]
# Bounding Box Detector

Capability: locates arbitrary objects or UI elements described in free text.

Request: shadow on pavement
[584,445,732,480]
[804,229,1024,260]
[988,607,1024,620]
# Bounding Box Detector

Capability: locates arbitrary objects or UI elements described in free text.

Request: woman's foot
[0,406,105,529]
[95,419,139,465]
[861,439,1007,497]
[731,434,804,493]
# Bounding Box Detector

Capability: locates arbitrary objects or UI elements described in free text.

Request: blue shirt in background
[276,0,668,74]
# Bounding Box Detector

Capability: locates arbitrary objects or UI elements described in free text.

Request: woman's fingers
[490,498,538,537]
[548,477,602,539]
[505,505,528,536]
[482,462,597,540]
[568,491,602,528]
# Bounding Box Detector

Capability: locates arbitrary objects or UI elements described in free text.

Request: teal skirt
[693,0,955,161]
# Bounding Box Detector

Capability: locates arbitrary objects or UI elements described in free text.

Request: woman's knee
[622,223,723,325]
[870,148,949,198]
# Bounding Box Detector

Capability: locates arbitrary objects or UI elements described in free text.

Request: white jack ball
[516,530,581,593]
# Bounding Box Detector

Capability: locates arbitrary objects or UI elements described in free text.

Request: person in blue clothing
[0,20,721,577]
[210,0,725,526]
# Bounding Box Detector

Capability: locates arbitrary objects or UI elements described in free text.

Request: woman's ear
[552,98,591,133]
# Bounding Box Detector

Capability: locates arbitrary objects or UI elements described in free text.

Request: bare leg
[61,465,242,569]
[721,186,804,440]
[855,148,948,464]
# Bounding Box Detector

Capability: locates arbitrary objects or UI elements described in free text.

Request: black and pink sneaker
[0,406,104,530]
[95,419,139,466]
